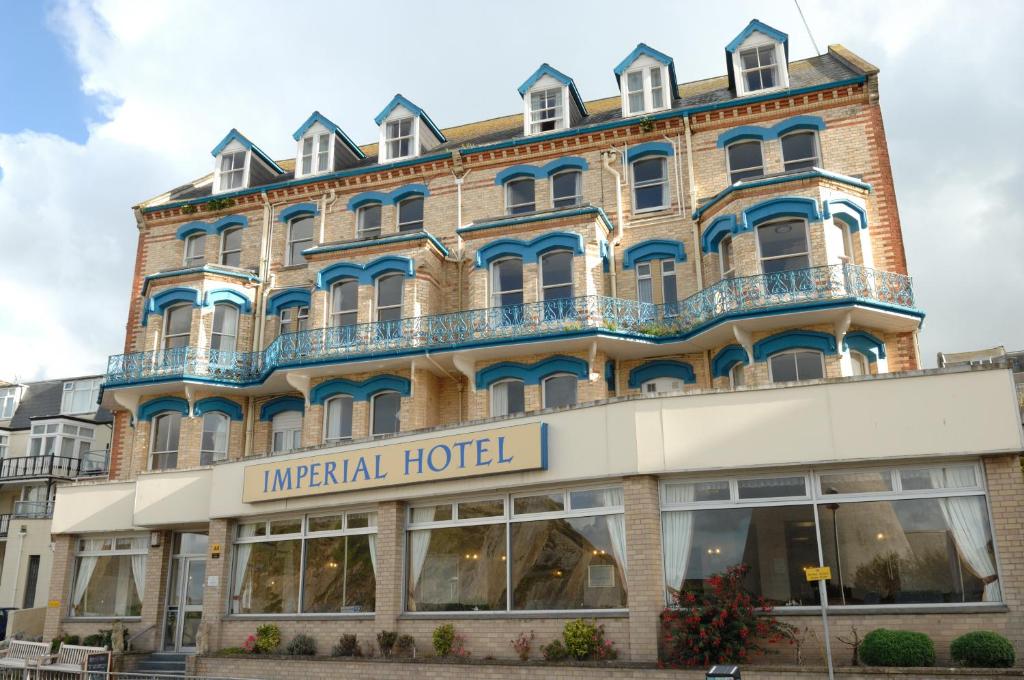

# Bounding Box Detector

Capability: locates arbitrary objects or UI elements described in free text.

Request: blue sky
[0,0,107,144]
[0,0,1021,380]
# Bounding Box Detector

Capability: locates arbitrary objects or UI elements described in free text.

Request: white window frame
[504,177,536,215]
[728,362,745,388]
[219,227,243,267]
[630,157,669,214]
[279,306,309,335]
[61,378,102,415]
[767,349,826,383]
[357,203,383,239]
[330,280,359,327]
[635,262,653,304]
[736,42,784,96]
[756,219,811,274]
[541,373,577,409]
[489,378,525,418]
[0,387,20,420]
[539,249,574,302]
[550,170,582,208]
[489,257,524,308]
[382,117,416,161]
[216,150,248,193]
[396,196,424,232]
[286,216,314,266]
[271,411,302,453]
[163,304,192,350]
[30,419,95,459]
[374,274,403,323]
[149,412,180,471]
[527,87,564,135]
[200,411,230,464]
[70,534,148,619]
[210,303,239,353]
[726,140,764,184]
[183,233,206,268]
[661,259,677,306]
[370,390,401,437]
[0,433,7,458]
[720,235,736,279]
[622,64,669,116]
[642,377,685,395]
[297,131,333,178]
[323,394,354,443]
[849,350,871,377]
[780,131,820,172]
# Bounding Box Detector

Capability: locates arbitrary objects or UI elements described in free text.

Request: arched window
[357,204,382,239]
[551,170,582,209]
[768,350,824,383]
[287,216,314,265]
[729,363,746,388]
[631,157,667,212]
[540,249,573,321]
[397,197,424,232]
[371,391,401,436]
[163,304,192,350]
[220,227,243,267]
[210,303,239,353]
[757,220,810,273]
[490,379,525,417]
[636,262,653,304]
[330,279,359,327]
[781,131,819,172]
[280,306,308,335]
[375,274,404,337]
[324,395,354,442]
[271,411,302,453]
[150,412,181,471]
[642,377,685,395]
[720,235,736,279]
[183,233,206,267]
[490,257,524,308]
[542,373,577,409]
[662,260,678,311]
[726,140,763,183]
[200,412,229,465]
[505,178,536,215]
[849,351,871,377]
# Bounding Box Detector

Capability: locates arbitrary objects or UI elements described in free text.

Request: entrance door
[164,533,208,652]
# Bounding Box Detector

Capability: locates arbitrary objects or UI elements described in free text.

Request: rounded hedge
[859,628,935,667]
[951,631,1015,668]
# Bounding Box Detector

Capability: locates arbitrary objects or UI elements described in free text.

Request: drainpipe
[663,134,684,217]
[600,150,625,298]
[683,115,703,291]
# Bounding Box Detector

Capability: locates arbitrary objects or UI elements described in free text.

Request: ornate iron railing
[0,455,82,480]
[0,514,9,538]
[104,263,916,386]
[13,500,54,519]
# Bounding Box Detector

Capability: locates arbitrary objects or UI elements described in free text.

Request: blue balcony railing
[104,263,917,387]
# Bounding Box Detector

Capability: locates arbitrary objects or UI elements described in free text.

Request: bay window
[631,157,667,212]
[406,486,626,612]
[720,236,736,279]
[540,249,573,321]
[30,420,94,459]
[757,219,810,273]
[279,305,308,335]
[231,511,377,614]
[210,303,239,353]
[330,279,358,328]
[163,304,192,350]
[375,274,403,340]
[661,463,1001,607]
[70,535,147,618]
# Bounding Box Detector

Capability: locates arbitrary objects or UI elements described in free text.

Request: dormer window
[375,95,446,162]
[292,112,366,177]
[529,89,562,133]
[726,20,790,97]
[518,64,586,137]
[219,151,246,191]
[613,44,676,118]
[739,44,778,92]
[300,132,330,176]
[385,118,414,160]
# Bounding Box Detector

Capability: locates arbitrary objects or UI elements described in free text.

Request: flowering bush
[560,619,618,661]
[510,631,535,661]
[432,624,470,658]
[241,635,256,654]
[254,624,281,654]
[659,564,793,668]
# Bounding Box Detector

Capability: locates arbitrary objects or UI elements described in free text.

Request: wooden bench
[42,644,107,674]
[0,640,50,671]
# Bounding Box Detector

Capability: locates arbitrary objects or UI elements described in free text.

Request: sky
[0,0,1021,380]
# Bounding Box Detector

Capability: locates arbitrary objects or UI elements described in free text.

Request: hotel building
[42,19,1024,666]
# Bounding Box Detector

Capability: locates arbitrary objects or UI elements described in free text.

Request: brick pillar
[138,531,172,651]
[43,534,74,641]
[983,454,1024,657]
[200,519,231,653]
[623,475,664,662]
[374,501,405,631]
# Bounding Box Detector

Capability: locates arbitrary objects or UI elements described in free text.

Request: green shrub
[859,629,935,667]
[284,634,316,656]
[562,619,597,660]
[331,634,361,658]
[377,630,398,658]
[951,631,1015,668]
[50,635,80,653]
[541,639,568,662]
[432,624,455,657]
[82,633,106,648]
[254,624,281,654]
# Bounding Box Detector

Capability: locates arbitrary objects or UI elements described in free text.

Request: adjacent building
[41,19,1024,666]
[0,377,110,638]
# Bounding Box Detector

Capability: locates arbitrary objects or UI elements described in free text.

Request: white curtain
[601,488,628,580]
[367,534,377,576]
[491,383,509,417]
[232,524,257,612]
[409,507,435,589]
[130,537,148,601]
[662,483,695,597]
[929,468,1000,601]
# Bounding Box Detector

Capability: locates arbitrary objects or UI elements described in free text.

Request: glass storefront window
[406,523,507,612]
[70,536,147,618]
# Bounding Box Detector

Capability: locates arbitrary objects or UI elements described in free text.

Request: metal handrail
[104,263,916,387]
[12,500,54,519]
[0,455,82,480]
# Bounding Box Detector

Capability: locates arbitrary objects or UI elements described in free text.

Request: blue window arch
[310,375,411,404]
[474,232,584,268]
[701,214,745,254]
[142,287,202,326]
[315,256,415,289]
[741,197,821,231]
[193,397,244,421]
[138,397,190,422]
[824,199,869,233]
[622,239,687,270]
[712,345,749,378]
[716,115,826,148]
[843,331,886,362]
[347,184,430,211]
[627,360,695,389]
[475,356,588,390]
[176,214,249,240]
[266,288,312,317]
[204,288,253,314]
[278,202,320,223]
[753,330,837,362]
[259,396,305,422]
[493,157,589,185]
[626,141,674,163]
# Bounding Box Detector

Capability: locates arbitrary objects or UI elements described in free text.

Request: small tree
[659,564,793,668]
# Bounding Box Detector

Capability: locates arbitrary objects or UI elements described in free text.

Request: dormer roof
[726,19,789,55]
[374,94,447,144]
[613,42,679,93]
[518,63,588,116]
[291,111,366,160]
[210,128,285,174]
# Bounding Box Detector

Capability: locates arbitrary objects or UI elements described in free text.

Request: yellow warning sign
[805,566,832,582]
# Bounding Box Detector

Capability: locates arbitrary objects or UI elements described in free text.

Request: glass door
[164,533,208,652]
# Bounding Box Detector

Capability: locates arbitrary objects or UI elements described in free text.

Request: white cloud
[0,0,1021,380]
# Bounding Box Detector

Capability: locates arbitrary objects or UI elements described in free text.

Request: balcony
[13,500,54,520]
[0,453,108,482]
[0,514,8,538]
[104,263,920,387]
